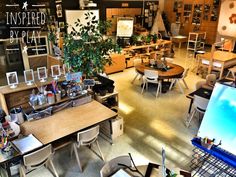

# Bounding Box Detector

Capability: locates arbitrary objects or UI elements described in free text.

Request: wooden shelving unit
[29,93,90,111]
[95,91,119,109]
[0,77,65,115]
[164,0,220,44]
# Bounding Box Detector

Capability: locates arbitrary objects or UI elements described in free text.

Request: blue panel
[198,83,236,155]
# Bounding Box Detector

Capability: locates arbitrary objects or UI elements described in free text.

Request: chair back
[133,58,142,66]
[182,68,189,79]
[193,95,209,112]
[222,39,234,52]
[100,155,132,177]
[23,144,52,170]
[77,125,99,146]
[144,69,158,80]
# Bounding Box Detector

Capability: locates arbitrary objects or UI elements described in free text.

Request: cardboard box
[100,116,123,140]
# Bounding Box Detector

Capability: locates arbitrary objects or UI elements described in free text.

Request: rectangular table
[197,51,236,79]
[20,100,117,145]
[1,100,117,176]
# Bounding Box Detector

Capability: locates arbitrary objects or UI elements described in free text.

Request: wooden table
[20,100,117,145]
[135,62,184,79]
[197,51,236,79]
[171,35,187,48]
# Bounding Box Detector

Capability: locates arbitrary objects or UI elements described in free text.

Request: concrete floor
[16,47,206,177]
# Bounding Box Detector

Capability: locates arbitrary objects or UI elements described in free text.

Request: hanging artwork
[56,4,63,18]
[217,0,236,37]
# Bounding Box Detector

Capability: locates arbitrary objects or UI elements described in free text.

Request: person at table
[196,74,216,90]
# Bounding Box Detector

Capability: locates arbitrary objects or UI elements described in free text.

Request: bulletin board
[217,0,236,37]
[116,17,134,37]
[65,10,99,34]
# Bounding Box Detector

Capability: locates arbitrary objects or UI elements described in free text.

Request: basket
[201,141,213,150]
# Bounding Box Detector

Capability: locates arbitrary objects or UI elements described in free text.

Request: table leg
[219,63,225,80]
[179,42,181,48]
[188,99,193,114]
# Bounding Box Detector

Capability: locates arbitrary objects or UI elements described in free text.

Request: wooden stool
[226,67,236,80]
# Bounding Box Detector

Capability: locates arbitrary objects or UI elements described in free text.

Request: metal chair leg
[176,80,184,93]
[141,81,146,94]
[95,140,104,161]
[182,78,189,89]
[131,73,139,84]
[47,159,59,177]
[156,84,160,98]
[169,79,176,90]
[73,143,82,172]
[186,109,196,127]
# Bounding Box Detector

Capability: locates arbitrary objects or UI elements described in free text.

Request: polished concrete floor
[15,47,206,177]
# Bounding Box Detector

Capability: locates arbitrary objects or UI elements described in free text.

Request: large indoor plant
[63,12,121,77]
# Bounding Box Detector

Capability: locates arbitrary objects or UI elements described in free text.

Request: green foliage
[145,34,152,44]
[130,35,138,45]
[63,12,121,77]
[152,33,158,43]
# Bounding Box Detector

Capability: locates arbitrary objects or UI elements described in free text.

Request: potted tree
[63,12,121,77]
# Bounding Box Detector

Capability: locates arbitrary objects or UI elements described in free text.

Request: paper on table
[111,169,132,177]
[12,134,43,155]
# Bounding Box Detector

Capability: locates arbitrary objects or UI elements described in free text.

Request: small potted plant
[152,33,158,43]
[145,34,152,44]
[130,35,138,45]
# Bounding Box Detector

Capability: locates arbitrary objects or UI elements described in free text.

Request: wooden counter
[104,53,126,74]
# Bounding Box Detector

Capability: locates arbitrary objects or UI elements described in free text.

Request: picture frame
[56,4,63,18]
[37,67,47,82]
[24,69,34,85]
[6,72,19,88]
[59,22,65,29]
[66,72,82,83]
[56,4,62,11]
[51,65,61,80]
[83,79,95,86]
[62,64,68,77]
[57,10,63,18]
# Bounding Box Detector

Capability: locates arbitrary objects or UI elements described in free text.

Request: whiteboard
[117,17,134,37]
[65,10,99,34]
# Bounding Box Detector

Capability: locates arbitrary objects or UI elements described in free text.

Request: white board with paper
[116,17,134,37]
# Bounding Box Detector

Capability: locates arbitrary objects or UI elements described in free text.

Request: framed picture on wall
[59,22,65,29]
[56,4,63,18]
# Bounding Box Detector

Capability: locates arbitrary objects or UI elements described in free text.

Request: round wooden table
[135,62,184,79]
